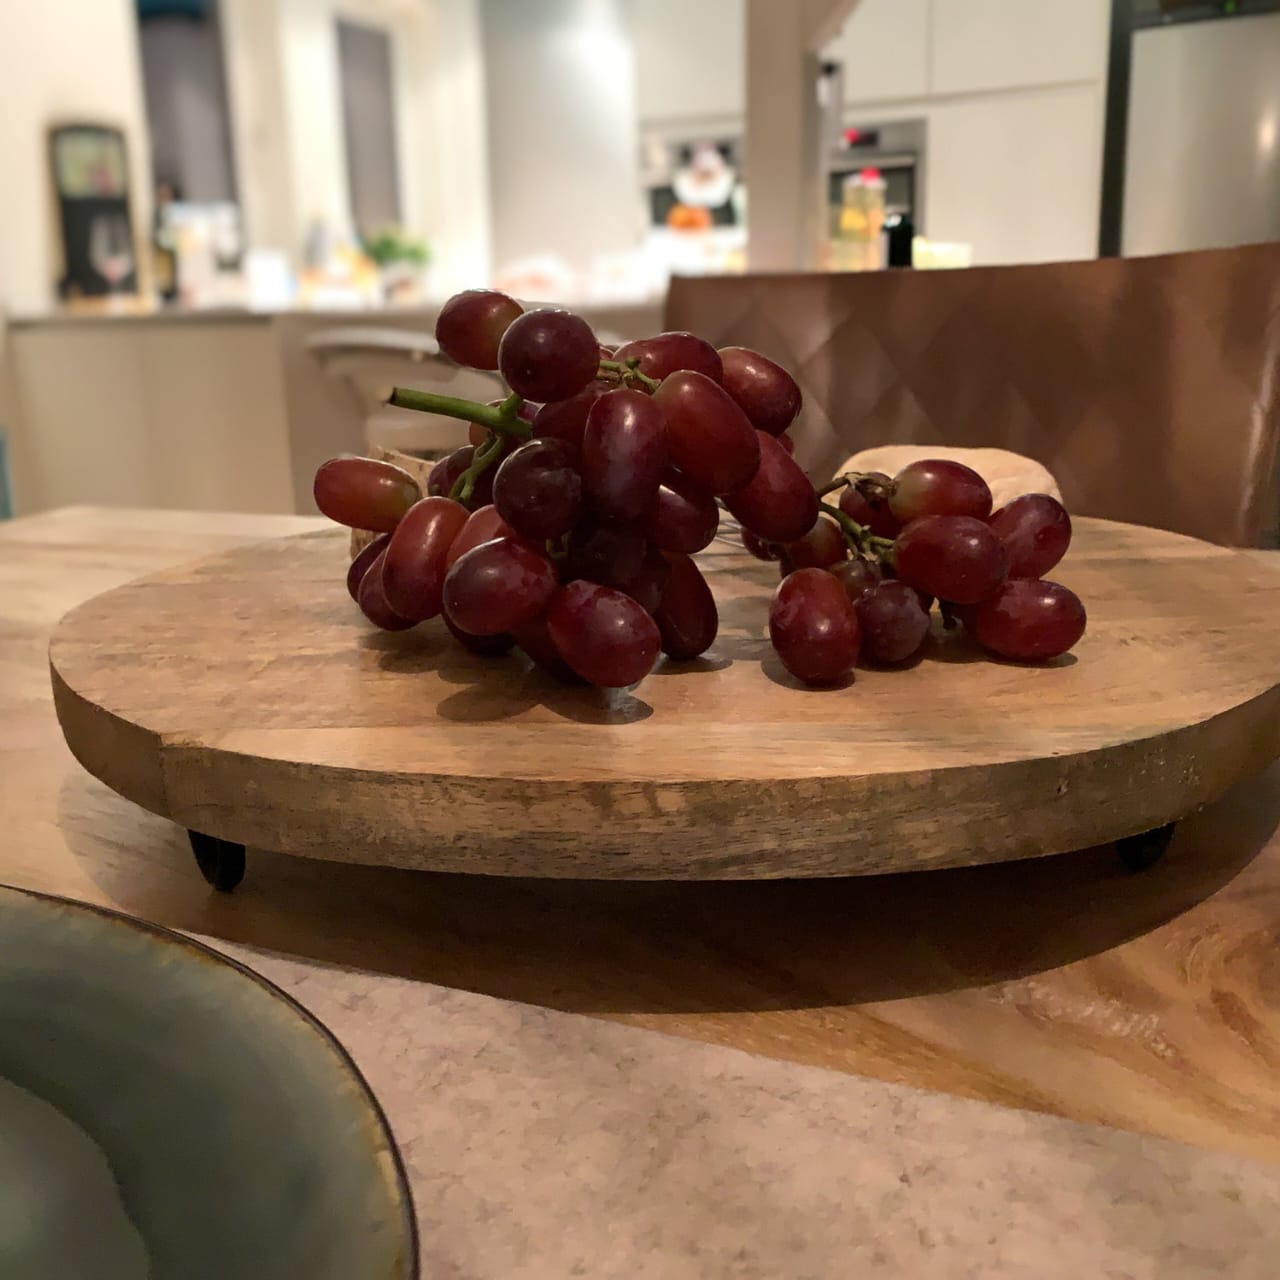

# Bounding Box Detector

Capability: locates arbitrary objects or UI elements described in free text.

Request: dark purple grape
[612,332,722,384]
[442,537,558,636]
[855,581,931,664]
[741,527,779,561]
[724,430,818,543]
[718,346,801,435]
[492,438,583,540]
[889,459,992,523]
[972,579,1086,660]
[512,614,582,682]
[581,388,668,523]
[777,432,795,455]
[621,545,671,615]
[546,580,661,687]
[346,533,390,602]
[769,568,861,685]
[381,496,470,621]
[435,289,523,370]
[564,518,646,589]
[987,494,1072,579]
[314,456,420,532]
[445,504,520,569]
[647,468,719,554]
[655,554,718,659]
[652,370,760,495]
[357,549,416,631]
[533,383,608,451]
[829,556,882,605]
[498,308,599,402]
[445,615,515,656]
[786,515,847,569]
[838,474,900,538]
[894,515,1009,605]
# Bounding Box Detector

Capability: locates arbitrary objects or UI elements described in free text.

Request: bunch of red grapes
[314,288,1086,689]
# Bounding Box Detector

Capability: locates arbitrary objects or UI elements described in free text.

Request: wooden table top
[5,507,1280,1165]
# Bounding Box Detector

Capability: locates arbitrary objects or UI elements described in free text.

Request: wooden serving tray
[49,520,1280,882]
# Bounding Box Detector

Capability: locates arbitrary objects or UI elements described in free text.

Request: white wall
[630,0,744,126]
[0,0,152,315]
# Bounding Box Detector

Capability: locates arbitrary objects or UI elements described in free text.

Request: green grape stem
[819,500,896,563]
[388,387,532,439]
[598,358,660,393]
[451,430,506,505]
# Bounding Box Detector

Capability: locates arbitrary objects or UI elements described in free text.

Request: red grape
[655,553,718,660]
[428,445,495,508]
[498,308,599,402]
[446,616,515,655]
[582,388,668,523]
[314,456,420,532]
[838,474,900,538]
[381,496,470,621]
[445,505,521,569]
[546,580,661,687]
[829,556,882,604]
[769,568,860,685]
[717,346,801,435]
[987,494,1072,579]
[613,332,722,383]
[741,528,779,561]
[357,549,416,631]
[972,579,1086,660]
[442,537,558,636]
[724,431,818,543]
[889,459,992,523]
[512,614,582,682]
[855,581,931,664]
[786,515,847,569]
[777,432,795,456]
[894,515,1009,605]
[620,545,671,615]
[346,533,390,602]
[493,438,583,540]
[435,289,523,370]
[653,370,760,495]
[564,518,646,590]
[533,383,608,451]
[647,468,719,554]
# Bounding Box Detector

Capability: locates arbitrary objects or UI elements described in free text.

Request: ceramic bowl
[0,885,416,1279]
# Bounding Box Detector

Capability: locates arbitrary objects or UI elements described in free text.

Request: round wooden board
[49,519,1280,880]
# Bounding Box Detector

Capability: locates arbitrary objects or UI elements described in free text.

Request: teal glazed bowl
[0,886,416,1279]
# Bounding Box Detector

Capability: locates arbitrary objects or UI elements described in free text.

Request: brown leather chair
[665,243,1280,546]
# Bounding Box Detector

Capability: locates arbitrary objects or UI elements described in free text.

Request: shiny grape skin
[428,445,495,508]
[564,518,647,590]
[894,515,1009,605]
[621,545,671,615]
[647,468,719,554]
[987,494,1072,579]
[855,581,932,664]
[889,459,992,523]
[498,308,600,402]
[972,579,1086,661]
[652,371,761,495]
[769,568,861,685]
[381,496,470,621]
[655,553,718,660]
[442,537,558,636]
[346,533,390,602]
[435,289,523,370]
[444,504,521,569]
[546,580,661,687]
[532,383,608,451]
[492,438,583,540]
[357,549,416,631]
[613,332,722,384]
[314,456,421,532]
[724,431,818,543]
[717,346,802,435]
[785,515,848,569]
[582,388,668,523]
[741,527,780,561]
[445,615,515,656]
[838,476,900,538]
[828,556,882,605]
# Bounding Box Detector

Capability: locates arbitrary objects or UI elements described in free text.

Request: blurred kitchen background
[1,0,1278,517]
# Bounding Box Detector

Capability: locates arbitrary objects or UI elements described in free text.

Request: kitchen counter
[3,507,1280,1274]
